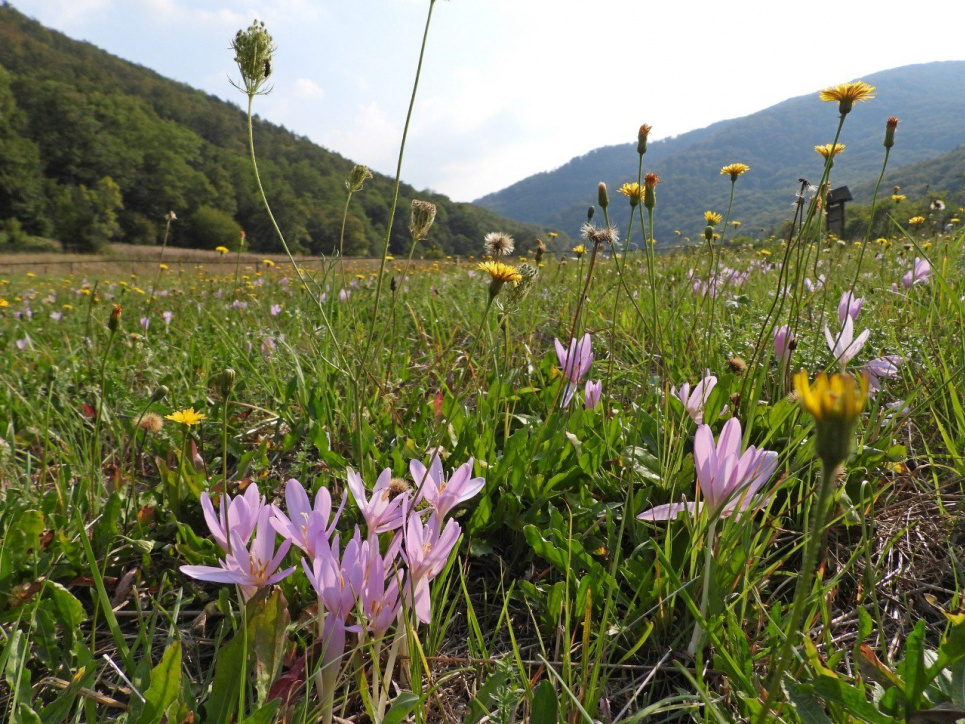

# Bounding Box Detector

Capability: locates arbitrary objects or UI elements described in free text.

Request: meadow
[2,13,965,724]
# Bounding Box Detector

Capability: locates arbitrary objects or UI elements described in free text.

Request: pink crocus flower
[902,257,932,288]
[673,373,718,424]
[773,325,795,367]
[347,468,406,539]
[637,418,779,522]
[824,315,870,367]
[199,484,266,552]
[181,506,296,601]
[555,333,594,406]
[50,312,63,322]
[270,304,282,317]
[357,539,402,637]
[400,511,461,623]
[863,355,902,394]
[162,310,173,327]
[584,380,603,409]
[409,456,485,525]
[140,317,150,330]
[271,479,346,558]
[837,291,864,324]
[302,535,364,619]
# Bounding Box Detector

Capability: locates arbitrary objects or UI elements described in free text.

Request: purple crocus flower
[199,484,267,553]
[825,315,870,367]
[270,303,282,317]
[357,539,402,636]
[400,510,461,623]
[347,468,406,539]
[140,317,150,330]
[902,257,932,288]
[271,478,346,558]
[773,325,794,367]
[554,333,593,406]
[673,373,718,425]
[181,506,295,601]
[584,380,603,409]
[637,418,779,522]
[864,355,902,394]
[16,336,32,350]
[162,310,173,327]
[409,456,485,525]
[339,289,351,302]
[302,535,364,619]
[837,291,864,324]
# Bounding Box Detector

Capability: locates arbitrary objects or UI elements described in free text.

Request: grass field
[2,202,964,722]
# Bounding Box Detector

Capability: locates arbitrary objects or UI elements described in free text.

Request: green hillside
[0,3,560,255]
[476,61,965,246]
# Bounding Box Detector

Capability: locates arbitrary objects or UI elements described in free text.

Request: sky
[12,0,965,202]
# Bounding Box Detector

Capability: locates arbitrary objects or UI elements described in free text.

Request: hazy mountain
[475,61,965,246]
[0,3,561,255]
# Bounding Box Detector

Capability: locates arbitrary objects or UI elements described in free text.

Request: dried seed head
[728,357,747,374]
[139,413,164,434]
[483,231,515,257]
[388,478,410,499]
[410,200,437,240]
[884,117,899,149]
[108,304,122,332]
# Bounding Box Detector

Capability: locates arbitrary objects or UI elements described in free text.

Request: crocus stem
[369,638,383,719]
[757,461,839,722]
[378,632,405,718]
[687,516,717,657]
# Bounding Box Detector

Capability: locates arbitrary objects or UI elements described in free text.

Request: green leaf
[238,700,280,724]
[135,641,182,724]
[251,590,290,706]
[810,674,895,723]
[530,680,559,724]
[784,680,833,724]
[382,692,422,724]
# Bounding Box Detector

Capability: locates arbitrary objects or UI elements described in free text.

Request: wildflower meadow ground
[1,11,965,724]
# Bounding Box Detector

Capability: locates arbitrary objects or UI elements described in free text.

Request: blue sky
[12,0,965,201]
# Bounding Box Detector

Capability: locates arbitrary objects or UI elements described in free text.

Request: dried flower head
[347,164,374,193]
[231,20,276,96]
[728,357,747,374]
[931,199,946,211]
[617,182,644,207]
[580,223,618,247]
[884,117,899,148]
[164,210,177,223]
[637,124,652,155]
[108,304,122,332]
[506,263,538,307]
[410,200,437,240]
[388,477,411,499]
[483,231,515,257]
[814,143,845,159]
[139,413,164,434]
[643,173,660,209]
[720,163,750,181]
[819,80,876,115]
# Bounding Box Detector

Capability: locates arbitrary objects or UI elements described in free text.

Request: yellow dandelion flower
[815,143,845,159]
[262,259,275,268]
[908,216,925,226]
[477,261,521,284]
[617,182,644,207]
[794,370,868,467]
[548,232,558,239]
[704,211,723,226]
[0,298,8,308]
[572,244,587,257]
[720,163,750,180]
[159,264,169,271]
[818,80,876,114]
[26,272,36,278]
[215,246,230,255]
[891,194,906,203]
[165,407,206,426]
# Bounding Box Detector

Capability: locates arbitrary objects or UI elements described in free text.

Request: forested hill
[475,61,965,245]
[0,3,560,255]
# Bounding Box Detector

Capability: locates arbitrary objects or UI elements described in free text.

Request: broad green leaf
[135,641,182,724]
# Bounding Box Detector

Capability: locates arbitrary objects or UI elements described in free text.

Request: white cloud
[293,77,324,100]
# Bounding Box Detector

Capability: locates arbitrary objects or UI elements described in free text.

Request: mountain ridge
[0,2,563,255]
[476,61,965,245]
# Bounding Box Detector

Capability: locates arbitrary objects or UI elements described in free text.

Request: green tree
[54,176,123,252]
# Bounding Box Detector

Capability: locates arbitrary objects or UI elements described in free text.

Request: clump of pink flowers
[181,454,483,721]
